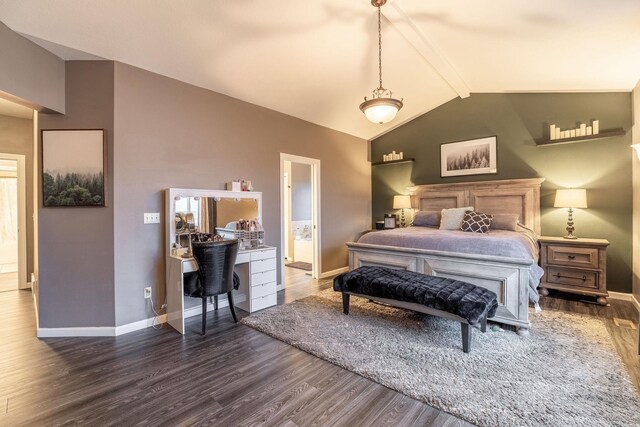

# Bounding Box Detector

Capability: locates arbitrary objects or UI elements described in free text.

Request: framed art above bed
[440,136,497,177]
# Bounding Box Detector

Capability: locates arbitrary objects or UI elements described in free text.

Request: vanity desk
[165,188,277,334]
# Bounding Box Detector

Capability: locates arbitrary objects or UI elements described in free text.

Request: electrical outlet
[143,213,160,224]
[144,287,152,299]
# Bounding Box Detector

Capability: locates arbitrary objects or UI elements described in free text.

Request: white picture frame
[440,136,497,178]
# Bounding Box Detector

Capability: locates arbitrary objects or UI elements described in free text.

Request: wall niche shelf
[372,158,415,166]
[536,129,626,147]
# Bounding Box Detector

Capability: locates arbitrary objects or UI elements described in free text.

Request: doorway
[280,154,321,288]
[0,154,27,292]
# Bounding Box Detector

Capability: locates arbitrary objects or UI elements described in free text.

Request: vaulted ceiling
[1,0,639,140]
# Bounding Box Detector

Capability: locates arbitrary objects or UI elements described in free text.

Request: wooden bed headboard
[409,178,545,234]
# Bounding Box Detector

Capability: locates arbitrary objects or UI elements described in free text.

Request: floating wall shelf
[372,158,415,166]
[536,130,626,147]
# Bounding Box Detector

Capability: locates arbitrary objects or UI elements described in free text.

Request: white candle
[593,120,599,134]
[555,128,561,139]
[399,152,404,160]
[550,125,557,140]
[570,130,576,138]
[580,124,586,136]
[586,126,593,135]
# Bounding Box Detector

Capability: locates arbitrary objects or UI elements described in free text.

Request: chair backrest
[191,239,239,297]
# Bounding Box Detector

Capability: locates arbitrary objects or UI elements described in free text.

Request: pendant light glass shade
[360,0,403,124]
[360,97,403,124]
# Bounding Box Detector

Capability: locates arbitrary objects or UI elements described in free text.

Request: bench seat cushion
[333,266,498,326]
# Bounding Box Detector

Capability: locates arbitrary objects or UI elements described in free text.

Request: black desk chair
[183,239,239,335]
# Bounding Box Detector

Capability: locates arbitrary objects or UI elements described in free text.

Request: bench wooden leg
[342,293,350,315]
[461,323,471,353]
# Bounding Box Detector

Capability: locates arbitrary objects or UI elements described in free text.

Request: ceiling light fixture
[360,0,403,124]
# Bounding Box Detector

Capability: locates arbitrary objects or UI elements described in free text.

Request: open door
[280,153,321,288]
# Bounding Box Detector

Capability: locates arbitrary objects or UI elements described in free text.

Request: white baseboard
[320,266,348,279]
[37,327,116,338]
[277,283,284,291]
[609,292,640,313]
[37,294,248,338]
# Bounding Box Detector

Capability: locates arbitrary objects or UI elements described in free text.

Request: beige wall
[0,114,34,282]
[112,62,371,326]
[633,80,640,302]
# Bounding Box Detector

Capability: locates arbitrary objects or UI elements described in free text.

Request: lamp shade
[554,189,587,209]
[393,195,412,209]
[361,98,403,124]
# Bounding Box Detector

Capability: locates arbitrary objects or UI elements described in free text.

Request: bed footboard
[347,242,532,333]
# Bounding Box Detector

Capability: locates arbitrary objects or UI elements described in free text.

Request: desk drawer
[251,292,276,312]
[252,281,277,299]
[251,269,277,286]
[547,267,598,289]
[251,258,276,273]
[547,245,598,269]
[236,252,251,264]
[251,249,276,262]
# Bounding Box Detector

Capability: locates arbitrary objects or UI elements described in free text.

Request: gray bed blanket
[334,266,498,326]
[358,226,543,304]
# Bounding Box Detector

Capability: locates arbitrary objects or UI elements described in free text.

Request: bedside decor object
[393,195,411,227]
[538,236,609,305]
[554,188,587,239]
[383,214,397,229]
[440,136,497,177]
[359,0,403,124]
[41,129,106,207]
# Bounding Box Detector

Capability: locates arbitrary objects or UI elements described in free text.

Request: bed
[347,178,545,335]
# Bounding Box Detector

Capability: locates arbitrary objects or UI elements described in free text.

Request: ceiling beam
[380,0,471,98]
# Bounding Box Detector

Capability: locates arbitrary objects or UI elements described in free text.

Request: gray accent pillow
[412,210,441,227]
[439,207,474,230]
[491,213,520,231]
[461,211,494,233]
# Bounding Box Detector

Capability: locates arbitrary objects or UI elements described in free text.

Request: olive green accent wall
[371,93,633,293]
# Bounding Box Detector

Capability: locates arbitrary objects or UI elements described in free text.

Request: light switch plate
[144,213,160,224]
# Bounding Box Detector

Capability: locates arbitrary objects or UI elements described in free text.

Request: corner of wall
[632,80,640,301]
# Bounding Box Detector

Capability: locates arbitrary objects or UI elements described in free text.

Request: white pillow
[439,207,474,230]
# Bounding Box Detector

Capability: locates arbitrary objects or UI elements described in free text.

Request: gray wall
[38,61,115,328]
[112,62,370,326]
[291,162,312,221]
[0,115,34,282]
[372,93,633,293]
[0,22,65,113]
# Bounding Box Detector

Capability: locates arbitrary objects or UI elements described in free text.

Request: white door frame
[0,153,27,289]
[280,153,321,285]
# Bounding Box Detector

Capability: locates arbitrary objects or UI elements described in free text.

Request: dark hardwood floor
[1,274,638,426]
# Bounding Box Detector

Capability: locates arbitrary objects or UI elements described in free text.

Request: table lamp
[393,195,412,227]
[554,189,587,239]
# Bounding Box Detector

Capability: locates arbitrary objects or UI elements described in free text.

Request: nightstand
[538,236,610,305]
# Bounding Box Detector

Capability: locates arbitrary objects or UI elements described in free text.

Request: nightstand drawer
[546,267,598,289]
[546,245,599,269]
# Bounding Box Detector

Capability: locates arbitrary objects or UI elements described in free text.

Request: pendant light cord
[377,5,383,90]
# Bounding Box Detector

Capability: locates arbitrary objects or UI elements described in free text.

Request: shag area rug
[241,290,640,427]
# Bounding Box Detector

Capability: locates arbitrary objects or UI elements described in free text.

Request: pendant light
[360,0,403,124]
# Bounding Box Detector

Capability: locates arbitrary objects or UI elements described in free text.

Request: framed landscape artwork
[440,136,497,177]
[41,129,106,207]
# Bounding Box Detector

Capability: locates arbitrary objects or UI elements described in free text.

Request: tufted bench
[333,266,499,353]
